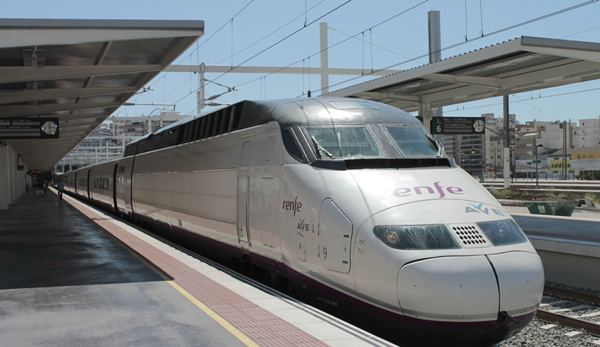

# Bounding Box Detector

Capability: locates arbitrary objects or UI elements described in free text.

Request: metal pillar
[503,95,511,188]
[320,22,329,95]
[8,147,16,203]
[429,11,443,122]
[419,103,433,136]
[428,11,441,63]
[197,63,206,114]
[0,144,22,209]
[0,145,9,209]
[563,120,568,180]
[535,137,539,187]
[420,11,442,134]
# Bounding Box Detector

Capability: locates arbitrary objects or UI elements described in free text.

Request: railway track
[537,286,600,337]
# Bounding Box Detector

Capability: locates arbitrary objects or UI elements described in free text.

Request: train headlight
[476,219,527,246]
[384,229,401,245]
[373,225,460,250]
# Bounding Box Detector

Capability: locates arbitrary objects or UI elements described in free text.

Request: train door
[237,141,251,244]
[318,198,352,273]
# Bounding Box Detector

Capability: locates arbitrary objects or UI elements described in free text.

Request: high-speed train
[61,98,544,346]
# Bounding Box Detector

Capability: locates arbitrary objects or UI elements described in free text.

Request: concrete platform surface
[0,190,394,347]
[0,191,246,346]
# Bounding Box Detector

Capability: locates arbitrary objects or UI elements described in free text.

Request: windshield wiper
[311,136,336,159]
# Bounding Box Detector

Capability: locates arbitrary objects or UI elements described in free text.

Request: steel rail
[535,309,600,336]
[545,286,600,306]
[537,286,600,336]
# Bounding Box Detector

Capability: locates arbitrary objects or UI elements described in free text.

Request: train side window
[217,109,229,134]
[182,123,192,143]
[281,128,307,163]
[192,119,201,141]
[213,111,222,135]
[229,105,241,131]
[206,114,215,137]
[226,106,235,132]
[200,117,208,139]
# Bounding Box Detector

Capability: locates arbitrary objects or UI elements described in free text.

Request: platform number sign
[418,117,486,135]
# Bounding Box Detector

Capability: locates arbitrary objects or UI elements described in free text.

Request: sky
[3,0,600,124]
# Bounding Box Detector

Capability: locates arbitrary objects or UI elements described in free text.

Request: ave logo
[297,218,310,232]
[465,203,505,216]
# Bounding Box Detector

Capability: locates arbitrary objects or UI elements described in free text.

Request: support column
[503,95,511,189]
[15,156,26,197]
[428,11,443,119]
[8,149,16,203]
[428,11,441,63]
[0,145,10,209]
[197,63,206,113]
[419,103,433,135]
[319,22,329,95]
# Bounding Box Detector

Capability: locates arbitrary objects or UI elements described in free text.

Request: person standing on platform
[58,180,64,200]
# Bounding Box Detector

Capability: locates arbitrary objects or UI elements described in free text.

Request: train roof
[240,98,421,127]
[124,98,421,156]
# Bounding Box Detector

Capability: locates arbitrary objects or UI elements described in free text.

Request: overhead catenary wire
[162,0,599,115]
[232,0,430,91]
[212,0,326,66]
[209,0,353,84]
[158,0,429,110]
[198,0,255,51]
[327,26,426,64]
[167,0,328,113]
[172,0,352,111]
[137,0,255,115]
[311,0,600,95]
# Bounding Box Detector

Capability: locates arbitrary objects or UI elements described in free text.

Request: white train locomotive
[61,98,544,346]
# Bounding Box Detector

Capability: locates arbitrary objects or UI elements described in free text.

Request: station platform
[504,209,600,291]
[514,214,600,244]
[0,190,393,347]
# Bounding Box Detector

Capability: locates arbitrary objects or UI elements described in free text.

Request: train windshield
[305,126,384,160]
[301,125,440,160]
[385,126,439,157]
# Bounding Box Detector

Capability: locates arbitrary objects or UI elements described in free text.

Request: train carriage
[89,160,117,213]
[62,98,544,346]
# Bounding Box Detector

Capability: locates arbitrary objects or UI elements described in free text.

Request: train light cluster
[476,220,527,246]
[373,225,460,250]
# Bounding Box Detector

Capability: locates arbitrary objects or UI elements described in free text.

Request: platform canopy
[0,18,204,171]
[324,36,600,114]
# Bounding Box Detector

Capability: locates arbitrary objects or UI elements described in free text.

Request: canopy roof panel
[324,36,600,113]
[0,18,204,171]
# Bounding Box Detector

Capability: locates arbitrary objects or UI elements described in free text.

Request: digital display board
[430,117,485,135]
[0,118,59,139]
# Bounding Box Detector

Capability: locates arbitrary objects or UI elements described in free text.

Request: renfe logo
[282,196,302,216]
[393,181,463,199]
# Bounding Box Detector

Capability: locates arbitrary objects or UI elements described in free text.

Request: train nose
[397,252,543,343]
[398,255,499,321]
